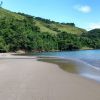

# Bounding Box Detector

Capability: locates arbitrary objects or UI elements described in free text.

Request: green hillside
[0,8,24,20]
[34,17,86,34]
[1,7,99,53]
[0,8,86,35]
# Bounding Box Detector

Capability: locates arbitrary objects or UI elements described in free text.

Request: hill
[0,8,86,35]
[33,17,86,35]
[18,13,87,35]
[0,8,24,20]
[0,8,100,52]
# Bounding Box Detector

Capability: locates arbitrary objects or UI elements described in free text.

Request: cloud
[88,23,100,30]
[74,5,91,13]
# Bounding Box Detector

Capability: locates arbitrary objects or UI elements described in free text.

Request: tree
[0,36,9,52]
[57,32,81,50]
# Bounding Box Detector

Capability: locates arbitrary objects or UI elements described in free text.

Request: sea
[34,49,100,69]
[33,50,100,82]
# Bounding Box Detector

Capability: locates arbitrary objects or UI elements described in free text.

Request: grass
[35,19,86,34]
[0,7,87,35]
[35,20,57,34]
[0,8,24,20]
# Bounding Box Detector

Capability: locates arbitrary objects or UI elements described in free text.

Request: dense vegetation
[0,8,100,52]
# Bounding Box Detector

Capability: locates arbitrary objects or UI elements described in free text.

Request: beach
[0,53,100,100]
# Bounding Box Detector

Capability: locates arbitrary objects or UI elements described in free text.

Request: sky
[1,0,100,30]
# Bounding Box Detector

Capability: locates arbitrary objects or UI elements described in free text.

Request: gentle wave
[38,56,100,82]
[39,55,100,70]
[34,50,100,70]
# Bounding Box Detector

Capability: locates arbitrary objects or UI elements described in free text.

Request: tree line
[0,14,100,53]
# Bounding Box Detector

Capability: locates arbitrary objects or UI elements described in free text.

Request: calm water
[34,50,100,69]
[35,50,100,82]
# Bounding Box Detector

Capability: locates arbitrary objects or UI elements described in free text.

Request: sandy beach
[0,53,100,100]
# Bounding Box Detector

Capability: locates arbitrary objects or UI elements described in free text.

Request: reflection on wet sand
[38,57,100,82]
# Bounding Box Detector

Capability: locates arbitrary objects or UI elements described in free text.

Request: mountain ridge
[0,7,100,52]
[0,8,87,35]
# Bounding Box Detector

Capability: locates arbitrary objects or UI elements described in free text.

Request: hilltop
[32,17,86,35]
[0,8,100,52]
[0,8,86,35]
[0,8,24,19]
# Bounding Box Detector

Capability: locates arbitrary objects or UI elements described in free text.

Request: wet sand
[0,55,100,100]
[39,57,100,82]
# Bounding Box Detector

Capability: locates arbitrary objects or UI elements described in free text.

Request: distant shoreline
[0,53,37,59]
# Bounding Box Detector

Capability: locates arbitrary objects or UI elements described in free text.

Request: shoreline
[0,53,100,82]
[0,54,100,100]
[38,56,100,82]
[0,53,37,59]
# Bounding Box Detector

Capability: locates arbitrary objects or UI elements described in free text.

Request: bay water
[34,50,100,69]
[34,50,100,82]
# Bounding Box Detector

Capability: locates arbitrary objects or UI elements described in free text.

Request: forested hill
[0,8,86,35]
[0,8,100,52]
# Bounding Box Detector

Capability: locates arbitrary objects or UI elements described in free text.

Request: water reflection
[38,57,100,82]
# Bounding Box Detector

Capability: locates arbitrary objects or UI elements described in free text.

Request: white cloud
[88,23,100,30]
[74,5,91,13]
